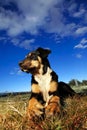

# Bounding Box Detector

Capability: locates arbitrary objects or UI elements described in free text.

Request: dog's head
[19,47,51,75]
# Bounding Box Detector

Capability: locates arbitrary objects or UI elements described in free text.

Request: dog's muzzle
[19,61,23,67]
[19,61,27,72]
[19,61,32,73]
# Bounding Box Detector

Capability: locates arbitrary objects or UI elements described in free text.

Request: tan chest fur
[34,67,53,105]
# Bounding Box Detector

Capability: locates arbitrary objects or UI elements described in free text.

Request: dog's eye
[29,55,38,60]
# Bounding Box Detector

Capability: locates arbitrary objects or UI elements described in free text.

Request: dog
[19,47,76,118]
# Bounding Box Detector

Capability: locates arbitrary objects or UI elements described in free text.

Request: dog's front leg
[45,95,60,117]
[45,81,61,116]
[27,97,44,119]
[27,84,45,119]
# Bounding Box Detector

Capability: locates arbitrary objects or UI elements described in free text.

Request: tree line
[68,79,87,86]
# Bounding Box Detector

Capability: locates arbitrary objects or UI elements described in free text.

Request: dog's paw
[45,102,60,117]
[27,98,45,119]
[45,96,60,117]
[27,107,44,120]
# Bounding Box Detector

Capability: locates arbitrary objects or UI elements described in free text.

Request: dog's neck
[41,58,51,74]
[35,65,52,77]
[34,66,52,103]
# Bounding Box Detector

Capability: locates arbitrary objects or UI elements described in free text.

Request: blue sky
[0,0,87,92]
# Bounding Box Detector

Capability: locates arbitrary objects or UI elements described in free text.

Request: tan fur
[49,81,58,92]
[27,97,44,118]
[30,56,42,69]
[32,84,41,93]
[45,96,60,116]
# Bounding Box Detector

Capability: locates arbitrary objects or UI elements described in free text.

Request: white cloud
[0,0,77,37]
[73,9,86,18]
[17,70,23,75]
[0,34,35,50]
[9,71,15,75]
[68,2,77,13]
[11,38,35,49]
[54,34,61,43]
[19,39,35,49]
[9,67,23,75]
[0,0,87,42]
[75,27,87,35]
[74,38,87,49]
[80,38,87,44]
[76,54,82,59]
[0,0,60,36]
[0,37,6,41]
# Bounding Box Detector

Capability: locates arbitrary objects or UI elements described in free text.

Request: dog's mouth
[20,67,32,73]
[20,67,39,74]
[19,62,30,73]
[21,68,29,73]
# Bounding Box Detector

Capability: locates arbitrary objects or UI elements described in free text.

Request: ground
[0,86,87,130]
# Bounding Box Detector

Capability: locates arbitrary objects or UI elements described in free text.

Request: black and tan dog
[19,47,75,118]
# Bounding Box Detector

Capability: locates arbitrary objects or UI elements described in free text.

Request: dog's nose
[19,61,23,66]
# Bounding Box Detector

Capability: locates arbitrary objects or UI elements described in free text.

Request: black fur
[58,81,76,98]
[42,58,51,74]
[30,92,45,105]
[51,71,58,82]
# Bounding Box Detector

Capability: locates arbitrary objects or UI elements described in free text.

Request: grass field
[0,88,87,130]
[72,85,87,94]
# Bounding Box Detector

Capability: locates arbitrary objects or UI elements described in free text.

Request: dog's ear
[36,47,51,58]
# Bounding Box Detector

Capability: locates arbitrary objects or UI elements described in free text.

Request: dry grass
[0,94,87,130]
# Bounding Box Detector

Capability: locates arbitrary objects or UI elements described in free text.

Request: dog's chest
[35,67,52,103]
